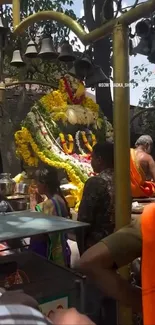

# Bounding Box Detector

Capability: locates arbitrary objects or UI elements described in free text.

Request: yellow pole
[113,23,132,325]
[12,0,20,30]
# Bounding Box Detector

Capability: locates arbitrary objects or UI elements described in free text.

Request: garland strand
[59,133,74,155]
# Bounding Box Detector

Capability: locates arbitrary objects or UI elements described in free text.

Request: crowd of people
[0,134,155,324]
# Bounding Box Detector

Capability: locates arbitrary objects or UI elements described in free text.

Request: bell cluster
[10,36,108,88]
[0,13,108,88]
[131,18,155,63]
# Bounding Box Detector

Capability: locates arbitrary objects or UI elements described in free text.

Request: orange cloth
[141,203,155,325]
[130,148,155,197]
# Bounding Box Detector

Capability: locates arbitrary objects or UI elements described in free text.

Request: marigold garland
[52,112,67,123]
[15,129,38,167]
[59,133,74,154]
[82,97,99,113]
[15,127,84,195]
[81,131,97,153]
[40,90,67,113]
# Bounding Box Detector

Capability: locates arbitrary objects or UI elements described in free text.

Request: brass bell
[133,38,150,56]
[58,41,75,62]
[85,65,107,88]
[38,37,58,60]
[135,19,151,38]
[68,65,83,80]
[74,56,92,78]
[148,38,155,63]
[25,39,38,58]
[10,50,26,67]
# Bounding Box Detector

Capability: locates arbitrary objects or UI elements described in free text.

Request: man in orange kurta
[131,135,155,197]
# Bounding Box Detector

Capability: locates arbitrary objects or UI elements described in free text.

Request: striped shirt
[0,305,52,324]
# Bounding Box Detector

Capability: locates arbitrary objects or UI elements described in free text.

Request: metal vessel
[0,173,16,196]
[15,182,29,195]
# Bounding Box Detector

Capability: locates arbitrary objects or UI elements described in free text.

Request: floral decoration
[59,133,74,155]
[14,73,113,210]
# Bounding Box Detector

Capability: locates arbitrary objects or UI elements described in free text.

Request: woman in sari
[29,166,71,267]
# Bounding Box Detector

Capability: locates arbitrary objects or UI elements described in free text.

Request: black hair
[35,166,71,217]
[35,166,60,195]
[93,141,114,168]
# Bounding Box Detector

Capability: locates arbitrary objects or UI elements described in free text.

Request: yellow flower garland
[59,78,68,102]
[15,127,83,192]
[40,90,67,113]
[59,133,74,154]
[82,97,99,113]
[52,112,67,123]
[81,131,97,153]
[15,129,38,167]
[40,76,99,121]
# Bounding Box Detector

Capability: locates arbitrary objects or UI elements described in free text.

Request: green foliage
[131,64,155,138]
[2,0,79,84]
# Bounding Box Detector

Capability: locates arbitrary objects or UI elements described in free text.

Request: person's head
[135,135,153,154]
[91,141,114,173]
[34,166,60,196]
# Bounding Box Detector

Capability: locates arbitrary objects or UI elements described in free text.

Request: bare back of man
[134,148,155,180]
[134,135,155,182]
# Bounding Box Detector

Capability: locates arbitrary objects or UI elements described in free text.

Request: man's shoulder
[85,173,111,190]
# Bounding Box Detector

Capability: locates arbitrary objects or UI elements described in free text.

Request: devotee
[131,135,155,197]
[78,203,149,315]
[29,166,71,267]
[77,142,114,255]
[0,291,95,325]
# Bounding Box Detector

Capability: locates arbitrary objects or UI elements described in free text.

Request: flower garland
[40,90,67,113]
[59,75,99,114]
[82,97,99,113]
[63,76,85,105]
[15,127,84,191]
[59,78,68,102]
[15,129,38,167]
[59,133,74,155]
[75,131,85,155]
[81,131,97,153]
[52,112,67,123]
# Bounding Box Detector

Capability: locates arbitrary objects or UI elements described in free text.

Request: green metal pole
[113,23,132,325]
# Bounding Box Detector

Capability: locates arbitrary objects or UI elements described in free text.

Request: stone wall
[0,87,45,177]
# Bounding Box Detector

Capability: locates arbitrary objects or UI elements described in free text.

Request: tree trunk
[94,0,113,123]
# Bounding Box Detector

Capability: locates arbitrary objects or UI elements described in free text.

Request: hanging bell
[74,56,92,78]
[10,50,26,67]
[148,38,155,63]
[25,39,38,58]
[135,19,151,38]
[133,38,150,56]
[68,64,83,80]
[85,65,107,88]
[38,37,58,60]
[58,41,75,62]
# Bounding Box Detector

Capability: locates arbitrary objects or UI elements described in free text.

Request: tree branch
[83,0,96,32]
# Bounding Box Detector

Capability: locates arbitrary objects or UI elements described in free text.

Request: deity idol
[14,74,113,209]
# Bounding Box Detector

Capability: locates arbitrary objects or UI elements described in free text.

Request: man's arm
[148,155,155,181]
